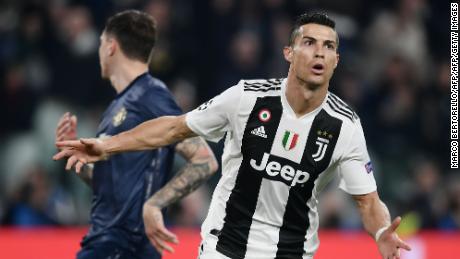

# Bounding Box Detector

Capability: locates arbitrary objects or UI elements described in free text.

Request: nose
[314,43,325,58]
[314,53,324,58]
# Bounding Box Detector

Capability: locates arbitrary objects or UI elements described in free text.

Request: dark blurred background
[0,0,457,236]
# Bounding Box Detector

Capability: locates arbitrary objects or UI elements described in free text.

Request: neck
[109,59,148,93]
[285,74,328,117]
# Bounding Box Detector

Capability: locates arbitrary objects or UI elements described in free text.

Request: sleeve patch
[365,161,373,174]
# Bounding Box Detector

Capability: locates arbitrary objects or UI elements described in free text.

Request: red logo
[258,109,271,122]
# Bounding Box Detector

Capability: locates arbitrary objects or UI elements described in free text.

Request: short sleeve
[186,81,242,142]
[338,120,377,195]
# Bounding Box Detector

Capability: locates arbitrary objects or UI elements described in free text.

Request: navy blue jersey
[81,73,182,256]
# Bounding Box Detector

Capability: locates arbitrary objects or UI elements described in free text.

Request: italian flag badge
[282,130,299,151]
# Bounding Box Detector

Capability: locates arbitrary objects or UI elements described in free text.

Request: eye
[326,43,335,49]
[304,40,313,46]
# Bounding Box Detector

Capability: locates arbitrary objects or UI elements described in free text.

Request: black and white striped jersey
[186,78,376,259]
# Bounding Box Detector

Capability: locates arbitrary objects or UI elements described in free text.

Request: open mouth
[311,64,325,74]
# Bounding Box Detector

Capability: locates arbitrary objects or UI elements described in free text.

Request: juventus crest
[312,130,333,162]
[312,137,329,161]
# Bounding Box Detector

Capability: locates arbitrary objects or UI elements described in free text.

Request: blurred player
[54,10,217,259]
[54,12,411,259]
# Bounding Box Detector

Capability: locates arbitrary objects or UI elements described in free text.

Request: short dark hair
[104,10,157,63]
[288,12,338,48]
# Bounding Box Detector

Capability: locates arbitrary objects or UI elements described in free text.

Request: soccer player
[54,12,411,259]
[54,10,218,259]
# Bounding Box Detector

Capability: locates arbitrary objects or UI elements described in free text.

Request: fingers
[53,149,74,160]
[57,112,70,128]
[56,113,78,141]
[66,155,79,171]
[387,251,400,259]
[63,153,87,173]
[148,236,172,255]
[148,235,163,255]
[394,247,401,258]
[69,115,78,136]
[70,115,77,127]
[147,233,176,255]
[158,239,175,253]
[144,207,178,255]
[56,112,71,132]
[157,226,179,244]
[56,118,69,132]
[56,124,70,141]
[75,161,85,173]
[56,113,70,140]
[146,211,178,244]
[53,148,87,161]
[56,140,85,149]
[397,239,411,251]
[389,216,402,232]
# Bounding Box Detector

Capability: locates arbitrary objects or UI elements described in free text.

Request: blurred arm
[142,136,218,254]
[55,112,93,186]
[145,136,218,209]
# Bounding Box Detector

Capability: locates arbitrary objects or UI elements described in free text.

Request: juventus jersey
[186,78,377,259]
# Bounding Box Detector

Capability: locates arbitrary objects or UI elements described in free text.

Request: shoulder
[241,78,284,93]
[323,91,359,126]
[135,75,181,115]
[144,76,169,93]
[322,93,368,149]
[232,78,285,102]
[139,76,176,101]
[208,78,284,103]
[124,74,169,100]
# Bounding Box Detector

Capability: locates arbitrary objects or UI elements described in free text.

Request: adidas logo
[251,126,267,138]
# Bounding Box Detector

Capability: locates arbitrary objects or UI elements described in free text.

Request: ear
[334,53,340,69]
[107,38,117,57]
[283,46,293,63]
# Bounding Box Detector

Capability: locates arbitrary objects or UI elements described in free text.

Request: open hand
[53,138,108,172]
[377,217,411,259]
[55,112,78,143]
[143,204,178,255]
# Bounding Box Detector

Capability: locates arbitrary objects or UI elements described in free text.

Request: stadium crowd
[0,0,457,235]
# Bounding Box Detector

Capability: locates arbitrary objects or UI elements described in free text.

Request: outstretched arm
[106,114,196,152]
[352,191,411,259]
[53,115,197,171]
[143,136,218,254]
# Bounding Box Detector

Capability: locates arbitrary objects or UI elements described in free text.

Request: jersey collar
[280,78,328,121]
[116,71,150,98]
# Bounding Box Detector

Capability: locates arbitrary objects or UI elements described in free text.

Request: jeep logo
[250,152,310,187]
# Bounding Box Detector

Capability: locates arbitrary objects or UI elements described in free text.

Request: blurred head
[230,30,261,70]
[99,10,157,78]
[284,12,339,88]
[414,160,440,193]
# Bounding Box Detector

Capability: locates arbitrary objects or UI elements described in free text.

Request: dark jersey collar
[116,71,150,98]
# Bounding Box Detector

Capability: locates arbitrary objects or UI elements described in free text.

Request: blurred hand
[143,203,178,255]
[55,112,78,143]
[377,217,411,259]
[53,138,108,172]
